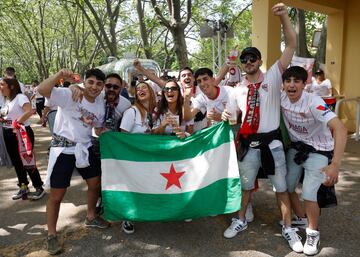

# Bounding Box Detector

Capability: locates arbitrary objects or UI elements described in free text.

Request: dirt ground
[1,117,359,257]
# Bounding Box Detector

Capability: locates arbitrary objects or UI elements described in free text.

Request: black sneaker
[84,216,110,229]
[122,221,135,234]
[28,187,45,200]
[47,234,62,255]
[12,186,29,200]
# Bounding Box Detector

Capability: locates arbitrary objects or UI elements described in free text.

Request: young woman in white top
[120,82,159,134]
[119,81,159,233]
[152,80,191,137]
[0,78,44,200]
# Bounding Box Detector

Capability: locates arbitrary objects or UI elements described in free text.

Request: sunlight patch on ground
[0,228,11,236]
[8,223,27,231]
[230,251,273,257]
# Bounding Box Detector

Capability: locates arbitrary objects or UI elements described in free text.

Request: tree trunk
[315,19,327,69]
[137,0,152,59]
[150,0,191,68]
[170,25,188,68]
[295,9,312,57]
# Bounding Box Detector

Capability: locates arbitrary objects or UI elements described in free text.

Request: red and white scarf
[13,120,36,169]
[238,82,261,138]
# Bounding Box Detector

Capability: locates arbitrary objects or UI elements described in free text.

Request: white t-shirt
[120,106,159,134]
[192,86,233,126]
[114,95,131,121]
[44,98,58,112]
[306,78,332,97]
[233,61,283,149]
[1,94,31,128]
[33,86,44,99]
[50,87,105,145]
[281,91,336,151]
[158,111,186,135]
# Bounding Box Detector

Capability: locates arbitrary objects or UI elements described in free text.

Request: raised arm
[183,88,200,121]
[272,3,296,70]
[38,69,75,98]
[215,63,230,86]
[133,59,166,88]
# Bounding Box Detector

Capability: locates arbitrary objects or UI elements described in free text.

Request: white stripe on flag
[101,142,239,194]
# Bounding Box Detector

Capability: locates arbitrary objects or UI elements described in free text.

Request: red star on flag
[160,164,185,190]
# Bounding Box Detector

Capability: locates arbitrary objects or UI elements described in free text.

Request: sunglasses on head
[240,56,258,64]
[163,86,178,92]
[105,83,120,90]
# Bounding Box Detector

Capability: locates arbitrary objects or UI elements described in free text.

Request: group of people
[0,2,348,256]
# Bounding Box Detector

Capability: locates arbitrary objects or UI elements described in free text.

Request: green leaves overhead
[0,0,326,81]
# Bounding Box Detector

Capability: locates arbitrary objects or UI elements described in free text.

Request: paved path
[1,118,359,257]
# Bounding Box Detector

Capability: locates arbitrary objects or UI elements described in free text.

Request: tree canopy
[0,0,326,83]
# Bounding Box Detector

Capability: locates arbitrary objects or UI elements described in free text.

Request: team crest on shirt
[316,104,329,111]
[261,83,268,92]
[316,104,332,116]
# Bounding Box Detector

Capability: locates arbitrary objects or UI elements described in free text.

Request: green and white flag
[100,122,241,222]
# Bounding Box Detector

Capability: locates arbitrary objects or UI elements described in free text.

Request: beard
[105,91,118,103]
[244,64,260,75]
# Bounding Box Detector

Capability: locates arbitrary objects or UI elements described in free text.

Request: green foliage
[0,0,325,80]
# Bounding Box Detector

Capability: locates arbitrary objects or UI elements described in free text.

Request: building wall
[252,0,359,131]
[340,0,360,130]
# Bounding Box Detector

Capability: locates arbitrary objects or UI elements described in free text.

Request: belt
[51,134,76,147]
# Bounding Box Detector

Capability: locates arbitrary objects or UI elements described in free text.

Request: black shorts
[50,146,101,188]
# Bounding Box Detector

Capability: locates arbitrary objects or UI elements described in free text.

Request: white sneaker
[304,228,320,255]
[282,226,304,253]
[223,218,248,239]
[279,215,308,229]
[245,203,254,222]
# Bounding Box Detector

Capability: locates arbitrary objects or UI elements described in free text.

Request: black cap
[240,47,262,60]
[314,69,324,75]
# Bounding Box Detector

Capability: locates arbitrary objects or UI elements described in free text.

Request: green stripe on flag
[102,178,241,222]
[99,121,233,162]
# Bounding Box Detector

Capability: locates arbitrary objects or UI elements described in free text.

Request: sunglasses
[105,83,120,90]
[163,86,178,92]
[240,56,258,64]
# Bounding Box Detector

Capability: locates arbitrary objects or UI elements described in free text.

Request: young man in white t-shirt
[221,3,304,253]
[183,67,233,127]
[281,66,347,255]
[38,68,110,255]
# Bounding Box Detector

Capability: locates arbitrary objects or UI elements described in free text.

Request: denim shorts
[286,148,328,202]
[239,146,287,192]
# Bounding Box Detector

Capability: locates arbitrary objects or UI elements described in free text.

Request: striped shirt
[281,91,336,151]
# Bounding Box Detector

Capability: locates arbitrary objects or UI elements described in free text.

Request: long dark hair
[158,80,183,125]
[2,78,21,101]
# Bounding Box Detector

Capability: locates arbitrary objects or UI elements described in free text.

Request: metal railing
[335,97,360,141]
